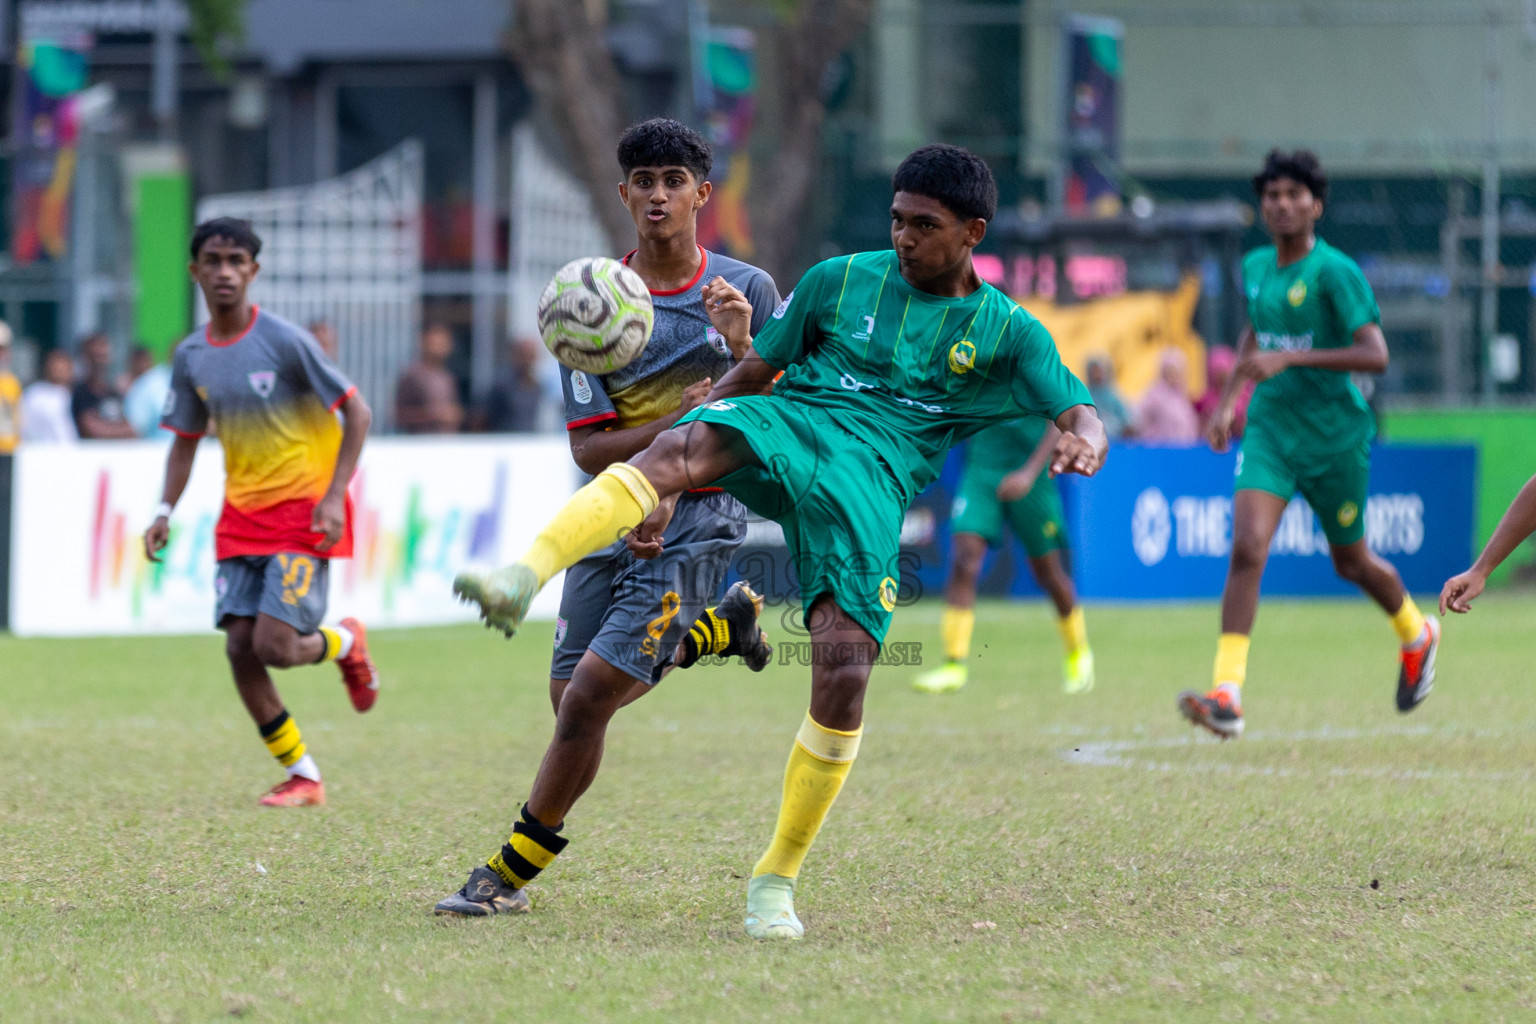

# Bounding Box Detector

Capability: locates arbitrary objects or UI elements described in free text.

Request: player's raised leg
[1179,488,1288,739]
[914,533,986,693]
[746,595,872,940]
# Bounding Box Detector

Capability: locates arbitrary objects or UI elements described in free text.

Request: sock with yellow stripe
[1057,606,1088,655]
[315,625,354,663]
[752,712,863,879]
[488,804,570,891]
[1390,594,1429,647]
[259,710,320,781]
[677,609,733,668]
[939,606,974,663]
[521,464,658,587]
[1213,633,1251,690]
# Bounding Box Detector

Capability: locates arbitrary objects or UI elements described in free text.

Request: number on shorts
[278,554,314,606]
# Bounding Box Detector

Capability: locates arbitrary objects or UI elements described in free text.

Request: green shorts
[678,397,906,643]
[1234,427,1370,546]
[951,462,1067,558]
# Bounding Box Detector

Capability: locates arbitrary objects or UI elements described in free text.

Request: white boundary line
[1059,724,1534,781]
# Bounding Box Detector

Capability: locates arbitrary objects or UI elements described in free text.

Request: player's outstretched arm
[1049,404,1108,477]
[997,425,1062,502]
[313,391,371,551]
[144,434,200,563]
[568,377,714,475]
[703,347,782,402]
[1440,471,1536,614]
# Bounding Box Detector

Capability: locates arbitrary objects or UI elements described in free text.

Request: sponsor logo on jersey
[878,576,899,613]
[852,312,875,342]
[1287,279,1307,306]
[162,389,176,416]
[1336,501,1359,528]
[248,371,276,399]
[894,395,946,413]
[947,339,977,375]
[772,291,794,320]
[1255,330,1314,353]
[571,370,593,405]
[705,326,730,356]
[705,400,737,412]
[839,373,877,392]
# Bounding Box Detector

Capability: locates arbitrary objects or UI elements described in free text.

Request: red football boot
[259,776,326,807]
[336,616,379,712]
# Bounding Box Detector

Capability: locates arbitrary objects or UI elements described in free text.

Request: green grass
[4,597,1536,1022]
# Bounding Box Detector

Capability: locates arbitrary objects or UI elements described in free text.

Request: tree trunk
[506,0,633,253]
[748,0,874,288]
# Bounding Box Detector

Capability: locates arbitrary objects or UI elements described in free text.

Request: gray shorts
[551,490,748,685]
[215,554,330,634]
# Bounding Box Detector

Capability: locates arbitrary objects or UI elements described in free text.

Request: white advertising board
[9,437,578,636]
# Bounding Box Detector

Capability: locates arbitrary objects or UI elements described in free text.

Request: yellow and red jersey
[162,307,358,560]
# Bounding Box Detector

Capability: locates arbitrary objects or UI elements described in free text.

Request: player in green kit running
[1177,150,1439,740]
[914,416,1094,695]
[440,144,1107,937]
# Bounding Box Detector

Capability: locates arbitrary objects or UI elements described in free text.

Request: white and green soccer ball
[537,256,654,375]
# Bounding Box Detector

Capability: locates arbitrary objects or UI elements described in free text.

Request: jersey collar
[207,305,260,347]
[621,246,708,296]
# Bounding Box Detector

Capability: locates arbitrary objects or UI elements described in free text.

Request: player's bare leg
[225,615,326,806]
[1180,489,1288,738]
[747,594,874,939]
[914,533,985,693]
[1330,539,1439,711]
[1027,551,1094,693]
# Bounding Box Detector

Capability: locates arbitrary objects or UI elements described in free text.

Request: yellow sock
[319,626,343,662]
[752,712,862,879]
[939,606,974,662]
[1057,607,1088,655]
[1390,595,1428,646]
[259,710,306,768]
[521,464,658,586]
[1213,633,1251,689]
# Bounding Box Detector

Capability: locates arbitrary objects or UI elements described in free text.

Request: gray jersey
[161,306,357,560]
[562,248,779,430]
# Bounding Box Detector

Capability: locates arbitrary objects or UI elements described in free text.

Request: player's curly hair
[617,119,713,182]
[892,144,998,222]
[190,217,262,259]
[1252,149,1329,203]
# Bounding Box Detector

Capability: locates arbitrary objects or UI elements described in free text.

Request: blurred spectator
[308,320,339,361]
[1136,348,1200,443]
[1195,344,1251,439]
[395,323,464,433]
[72,333,136,439]
[1084,353,1133,438]
[21,349,78,443]
[478,336,548,433]
[0,322,19,453]
[124,344,174,439]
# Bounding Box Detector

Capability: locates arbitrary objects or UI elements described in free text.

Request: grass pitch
[4,597,1536,1022]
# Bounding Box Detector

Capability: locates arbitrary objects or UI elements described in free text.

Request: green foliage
[185,0,247,80]
[1,599,1532,1020]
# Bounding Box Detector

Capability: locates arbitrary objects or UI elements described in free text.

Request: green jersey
[752,251,1089,501]
[1242,238,1379,454]
[967,416,1051,473]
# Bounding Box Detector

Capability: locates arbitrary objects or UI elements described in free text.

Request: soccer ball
[537,256,654,374]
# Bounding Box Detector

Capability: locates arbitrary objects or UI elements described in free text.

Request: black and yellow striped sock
[258,710,306,769]
[487,804,570,890]
[677,609,734,669]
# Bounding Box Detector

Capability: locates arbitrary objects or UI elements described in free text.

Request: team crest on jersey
[553,616,568,648]
[704,326,730,356]
[947,339,977,375]
[1337,501,1359,528]
[1287,280,1307,307]
[878,576,899,613]
[771,291,793,320]
[570,370,593,405]
[248,370,276,399]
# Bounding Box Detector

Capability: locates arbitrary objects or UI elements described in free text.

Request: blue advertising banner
[906,443,1476,602]
[1057,443,1475,599]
